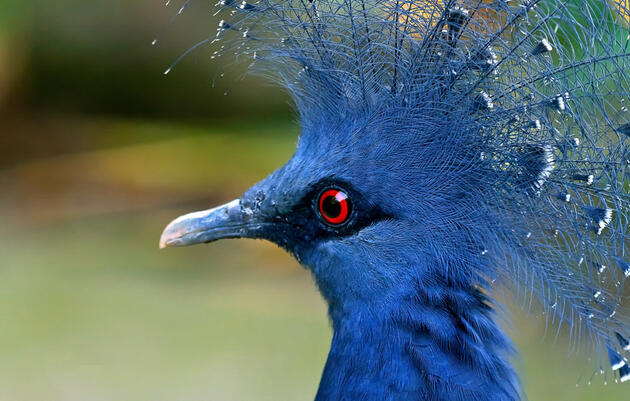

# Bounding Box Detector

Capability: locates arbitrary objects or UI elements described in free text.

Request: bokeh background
[0,1,627,400]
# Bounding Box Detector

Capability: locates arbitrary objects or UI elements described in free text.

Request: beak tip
[159,214,189,249]
[159,224,178,249]
[158,234,170,249]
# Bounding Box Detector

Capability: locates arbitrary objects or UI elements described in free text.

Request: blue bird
[159,1,630,400]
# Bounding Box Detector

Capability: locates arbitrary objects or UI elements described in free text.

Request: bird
[159,1,630,400]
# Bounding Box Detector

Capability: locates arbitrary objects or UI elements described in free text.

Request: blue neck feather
[315,279,520,401]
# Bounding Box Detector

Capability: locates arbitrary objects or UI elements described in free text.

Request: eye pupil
[322,195,342,217]
[318,189,351,225]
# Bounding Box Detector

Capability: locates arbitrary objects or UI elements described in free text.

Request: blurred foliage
[0,120,298,224]
[3,0,291,121]
[0,0,27,27]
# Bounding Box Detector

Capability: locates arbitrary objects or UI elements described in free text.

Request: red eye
[318,189,351,226]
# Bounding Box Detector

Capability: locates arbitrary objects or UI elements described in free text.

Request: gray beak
[159,199,251,248]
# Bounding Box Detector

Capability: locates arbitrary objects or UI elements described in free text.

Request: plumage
[160,1,630,400]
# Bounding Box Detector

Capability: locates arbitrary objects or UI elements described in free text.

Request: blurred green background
[0,1,626,400]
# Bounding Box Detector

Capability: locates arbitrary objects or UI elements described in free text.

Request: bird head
[158,0,534,314]
[160,106,489,310]
[159,0,630,385]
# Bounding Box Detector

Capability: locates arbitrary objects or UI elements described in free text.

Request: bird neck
[315,282,520,401]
